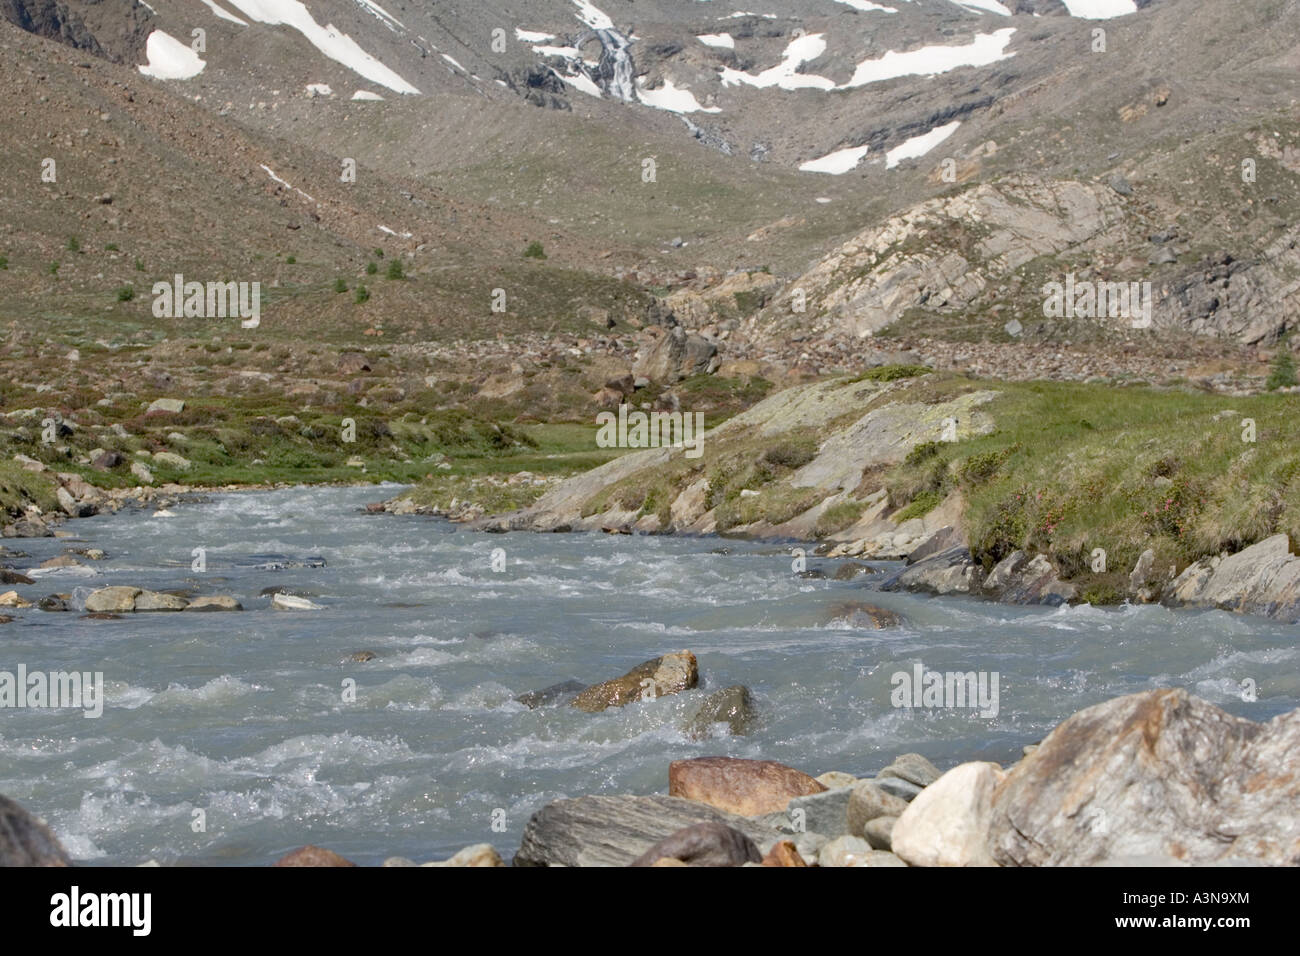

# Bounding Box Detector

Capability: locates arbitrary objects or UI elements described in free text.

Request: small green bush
[334,278,348,293]
[365,262,378,275]
[523,241,547,260]
[1266,351,1297,391]
[354,284,370,304]
[385,259,404,280]
[116,285,134,302]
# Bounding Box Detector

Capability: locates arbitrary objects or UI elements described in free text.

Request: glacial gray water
[1,485,1296,866]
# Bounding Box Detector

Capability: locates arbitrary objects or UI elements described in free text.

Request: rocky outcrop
[633,326,718,383]
[570,651,698,712]
[766,179,1125,341]
[1166,534,1300,622]
[513,795,781,867]
[668,756,826,816]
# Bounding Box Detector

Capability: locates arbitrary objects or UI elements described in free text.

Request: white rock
[891,761,1004,867]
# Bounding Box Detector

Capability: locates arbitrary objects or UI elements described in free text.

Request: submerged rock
[668,756,826,816]
[514,795,781,867]
[683,684,757,739]
[185,595,243,611]
[570,651,698,712]
[0,794,73,866]
[824,600,903,629]
[515,679,586,709]
[271,593,323,611]
[628,821,761,867]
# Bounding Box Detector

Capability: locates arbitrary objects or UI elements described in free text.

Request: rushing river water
[2,485,1297,865]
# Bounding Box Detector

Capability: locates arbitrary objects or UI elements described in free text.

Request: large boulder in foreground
[669,756,826,816]
[989,689,1300,866]
[514,795,781,867]
[570,651,698,712]
[1,795,73,866]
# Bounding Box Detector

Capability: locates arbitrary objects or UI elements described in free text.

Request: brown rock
[761,840,809,867]
[669,756,827,816]
[570,651,698,713]
[272,845,357,867]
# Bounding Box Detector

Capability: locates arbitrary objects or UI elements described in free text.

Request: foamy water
[1,486,1294,865]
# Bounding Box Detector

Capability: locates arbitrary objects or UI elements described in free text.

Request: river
[1,485,1295,865]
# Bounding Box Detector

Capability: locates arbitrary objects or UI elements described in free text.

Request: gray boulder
[514,795,782,867]
[628,821,761,867]
[990,689,1300,866]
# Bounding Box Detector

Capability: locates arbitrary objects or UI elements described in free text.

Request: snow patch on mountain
[1060,0,1138,17]
[352,89,384,100]
[223,0,420,94]
[830,0,898,12]
[842,28,1015,87]
[885,119,960,168]
[199,0,249,25]
[698,33,735,49]
[138,31,206,79]
[800,143,871,174]
[636,77,720,113]
[952,0,1011,14]
[720,33,835,90]
[571,0,614,30]
[353,0,404,32]
[516,29,555,43]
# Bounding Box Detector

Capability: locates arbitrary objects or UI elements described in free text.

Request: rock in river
[683,684,757,739]
[570,651,697,712]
